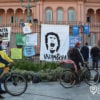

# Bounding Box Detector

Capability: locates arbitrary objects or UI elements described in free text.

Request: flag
[16,33,25,45]
[83,25,90,35]
[72,25,79,35]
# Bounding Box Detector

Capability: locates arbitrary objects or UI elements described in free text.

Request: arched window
[57,8,63,21]
[45,8,52,21]
[10,16,14,23]
[68,8,76,22]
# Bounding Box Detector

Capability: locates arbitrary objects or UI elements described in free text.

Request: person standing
[80,42,89,62]
[90,44,100,70]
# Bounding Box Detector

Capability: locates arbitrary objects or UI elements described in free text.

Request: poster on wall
[69,35,82,48]
[16,33,37,46]
[72,25,79,36]
[24,33,37,46]
[11,48,22,59]
[83,25,90,35]
[40,24,69,61]
[16,34,25,46]
[23,46,35,57]
[21,23,32,34]
[0,27,11,41]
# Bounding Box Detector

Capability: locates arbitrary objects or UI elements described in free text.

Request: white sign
[40,24,69,61]
[0,27,11,41]
[24,46,35,57]
[23,33,37,46]
[22,23,32,34]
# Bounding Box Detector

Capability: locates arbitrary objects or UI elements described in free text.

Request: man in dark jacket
[80,42,89,62]
[68,42,84,71]
[90,45,100,70]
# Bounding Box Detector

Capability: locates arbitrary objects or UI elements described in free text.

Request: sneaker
[0,90,6,94]
[0,95,4,99]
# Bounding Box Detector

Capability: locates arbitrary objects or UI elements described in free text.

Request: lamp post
[19,0,38,23]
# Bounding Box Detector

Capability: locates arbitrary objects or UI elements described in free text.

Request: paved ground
[2,82,100,100]
[1,59,100,100]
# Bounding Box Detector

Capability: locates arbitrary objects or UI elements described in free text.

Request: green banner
[16,33,25,45]
[11,48,22,59]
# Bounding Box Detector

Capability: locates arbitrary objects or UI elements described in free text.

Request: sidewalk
[3,82,100,100]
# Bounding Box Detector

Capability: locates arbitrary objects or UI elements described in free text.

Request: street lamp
[19,0,38,23]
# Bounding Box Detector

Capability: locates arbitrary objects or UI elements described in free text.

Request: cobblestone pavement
[2,82,100,100]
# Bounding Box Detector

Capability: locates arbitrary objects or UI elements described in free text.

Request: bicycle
[0,64,28,96]
[59,60,99,88]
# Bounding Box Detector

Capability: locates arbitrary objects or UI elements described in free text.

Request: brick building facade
[0,0,100,50]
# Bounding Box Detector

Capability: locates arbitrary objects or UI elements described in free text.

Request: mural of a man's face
[45,32,60,54]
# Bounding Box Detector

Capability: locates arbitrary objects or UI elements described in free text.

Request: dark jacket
[90,46,100,59]
[80,45,89,61]
[68,47,84,65]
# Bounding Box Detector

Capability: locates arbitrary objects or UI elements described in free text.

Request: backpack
[32,75,41,83]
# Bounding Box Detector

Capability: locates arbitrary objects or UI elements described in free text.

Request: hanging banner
[11,48,22,59]
[72,25,79,36]
[24,46,35,57]
[16,33,37,46]
[83,25,90,35]
[40,24,69,61]
[16,34,25,46]
[24,33,37,46]
[69,35,82,48]
[22,23,32,34]
[0,27,11,41]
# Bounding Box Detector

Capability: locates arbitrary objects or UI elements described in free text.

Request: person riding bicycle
[67,42,85,84]
[68,42,84,71]
[0,34,13,99]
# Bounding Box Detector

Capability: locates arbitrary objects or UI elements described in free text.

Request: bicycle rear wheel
[85,69,99,85]
[60,70,76,88]
[4,73,27,96]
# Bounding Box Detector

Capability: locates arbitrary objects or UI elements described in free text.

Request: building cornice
[0,0,100,3]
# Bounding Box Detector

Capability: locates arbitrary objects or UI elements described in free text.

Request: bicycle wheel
[60,70,76,88]
[4,73,27,96]
[85,69,99,85]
